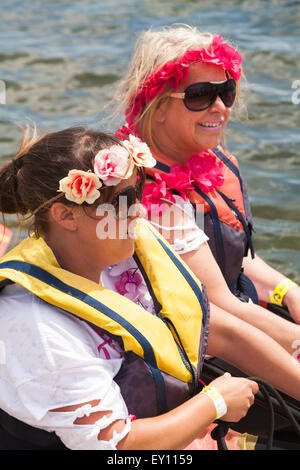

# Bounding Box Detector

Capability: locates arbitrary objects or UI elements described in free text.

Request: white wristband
[200,386,227,419]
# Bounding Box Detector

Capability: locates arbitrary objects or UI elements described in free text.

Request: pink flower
[211,36,242,80]
[187,151,224,193]
[115,269,147,302]
[179,50,202,66]
[145,76,166,101]
[142,179,176,216]
[221,45,242,81]
[159,62,179,80]
[141,151,224,216]
[59,169,102,205]
[94,145,134,186]
[170,65,189,89]
[158,62,187,90]
[141,170,194,215]
[200,48,223,67]
[123,134,156,168]
[161,169,194,200]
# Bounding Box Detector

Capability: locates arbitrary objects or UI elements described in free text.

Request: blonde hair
[112,24,246,147]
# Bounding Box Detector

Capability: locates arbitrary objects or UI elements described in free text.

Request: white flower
[123,134,156,168]
[59,170,102,204]
[94,145,134,186]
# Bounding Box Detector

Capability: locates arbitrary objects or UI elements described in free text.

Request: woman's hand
[208,373,259,423]
[283,285,300,324]
[243,254,300,321]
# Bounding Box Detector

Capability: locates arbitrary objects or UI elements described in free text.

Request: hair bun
[0,124,41,216]
[0,159,27,215]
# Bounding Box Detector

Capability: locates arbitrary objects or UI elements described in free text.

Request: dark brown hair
[0,125,143,237]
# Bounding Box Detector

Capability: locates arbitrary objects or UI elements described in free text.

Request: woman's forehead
[114,173,138,193]
[182,62,227,89]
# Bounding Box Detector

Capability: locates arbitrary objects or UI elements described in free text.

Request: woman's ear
[49,202,78,231]
[154,96,169,124]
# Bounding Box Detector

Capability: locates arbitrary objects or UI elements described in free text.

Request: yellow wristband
[269,279,298,306]
[200,386,227,419]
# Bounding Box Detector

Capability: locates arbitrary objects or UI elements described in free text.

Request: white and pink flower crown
[125,35,242,128]
[58,134,156,205]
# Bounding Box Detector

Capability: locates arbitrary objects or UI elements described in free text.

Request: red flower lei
[113,130,225,215]
[142,150,224,215]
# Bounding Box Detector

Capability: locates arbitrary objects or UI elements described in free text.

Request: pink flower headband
[125,35,242,127]
[58,134,156,205]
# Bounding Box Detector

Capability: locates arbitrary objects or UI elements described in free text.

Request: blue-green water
[0,0,299,281]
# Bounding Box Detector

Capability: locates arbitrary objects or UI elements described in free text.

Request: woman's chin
[195,134,222,152]
[115,238,136,264]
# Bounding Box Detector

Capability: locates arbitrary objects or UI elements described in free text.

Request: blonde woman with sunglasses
[113,24,300,357]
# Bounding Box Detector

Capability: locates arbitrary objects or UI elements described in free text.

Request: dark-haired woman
[1,126,300,450]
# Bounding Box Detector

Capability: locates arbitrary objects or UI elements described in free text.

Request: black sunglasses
[112,185,143,208]
[168,79,236,112]
[111,180,144,219]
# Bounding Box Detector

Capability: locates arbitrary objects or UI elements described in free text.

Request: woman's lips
[198,120,223,131]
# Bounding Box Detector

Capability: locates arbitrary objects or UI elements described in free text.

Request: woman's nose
[128,202,147,220]
[128,202,147,219]
[210,94,226,112]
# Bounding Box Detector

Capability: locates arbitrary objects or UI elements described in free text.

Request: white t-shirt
[0,276,137,450]
[149,195,208,254]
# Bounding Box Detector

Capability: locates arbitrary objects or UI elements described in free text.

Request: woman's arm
[52,302,300,450]
[181,243,300,354]
[148,201,300,353]
[207,302,300,401]
[51,373,257,450]
[243,252,300,323]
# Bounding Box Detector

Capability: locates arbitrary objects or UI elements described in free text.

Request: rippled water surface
[0,0,299,280]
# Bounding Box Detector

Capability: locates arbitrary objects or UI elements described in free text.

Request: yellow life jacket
[0,219,209,418]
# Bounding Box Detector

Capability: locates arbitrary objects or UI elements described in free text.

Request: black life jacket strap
[193,186,226,277]
[154,161,171,173]
[217,189,255,259]
[212,147,244,193]
[212,147,255,260]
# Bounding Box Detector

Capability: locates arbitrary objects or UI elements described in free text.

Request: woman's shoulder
[0,283,82,330]
[0,283,105,371]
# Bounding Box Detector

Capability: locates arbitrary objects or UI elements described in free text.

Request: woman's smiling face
[153,62,232,162]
